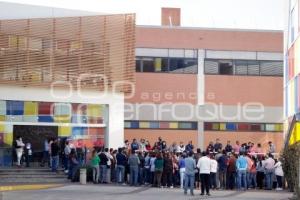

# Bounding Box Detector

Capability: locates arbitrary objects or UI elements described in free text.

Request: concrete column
[197,49,205,150]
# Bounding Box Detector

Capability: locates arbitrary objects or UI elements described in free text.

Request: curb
[0,184,63,192]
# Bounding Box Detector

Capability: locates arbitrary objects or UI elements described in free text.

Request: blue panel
[191,122,198,130]
[130,121,139,128]
[3,155,12,166]
[72,127,87,136]
[6,101,24,115]
[226,123,236,131]
[149,122,159,129]
[71,115,87,124]
[38,115,54,122]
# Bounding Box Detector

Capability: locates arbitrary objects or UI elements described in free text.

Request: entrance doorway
[13,125,58,166]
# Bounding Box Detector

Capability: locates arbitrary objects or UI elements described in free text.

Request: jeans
[163,170,173,187]
[210,172,217,189]
[63,155,69,170]
[237,170,247,190]
[256,171,264,189]
[99,165,107,183]
[130,166,139,186]
[139,167,145,184]
[41,151,50,167]
[265,170,273,190]
[226,171,236,189]
[116,165,125,183]
[184,173,195,194]
[180,168,185,188]
[51,155,59,172]
[219,170,226,189]
[93,165,100,183]
[200,174,210,195]
[153,170,163,187]
[248,172,257,188]
[276,175,283,188]
[144,168,150,183]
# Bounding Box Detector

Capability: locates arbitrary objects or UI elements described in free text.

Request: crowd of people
[15,136,284,196]
[64,137,284,196]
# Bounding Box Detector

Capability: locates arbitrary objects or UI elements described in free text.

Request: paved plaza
[1,185,294,200]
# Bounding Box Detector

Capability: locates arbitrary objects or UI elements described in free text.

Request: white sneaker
[276,188,283,191]
[170,186,174,189]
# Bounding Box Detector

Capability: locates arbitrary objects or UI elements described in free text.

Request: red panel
[237,123,250,131]
[38,102,53,115]
[204,122,213,130]
[88,117,103,124]
[160,122,169,129]
[88,127,105,136]
[72,103,87,115]
[288,45,295,80]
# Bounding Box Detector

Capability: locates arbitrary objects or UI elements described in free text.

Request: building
[284,0,300,146]
[0,3,135,166]
[124,8,284,152]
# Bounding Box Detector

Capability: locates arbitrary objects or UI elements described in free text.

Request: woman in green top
[91,150,100,184]
[153,153,164,187]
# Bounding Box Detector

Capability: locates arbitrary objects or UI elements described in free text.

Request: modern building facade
[284,0,300,145]
[0,3,135,166]
[124,8,284,152]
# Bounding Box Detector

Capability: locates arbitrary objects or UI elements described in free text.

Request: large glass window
[136,56,197,74]
[204,59,283,77]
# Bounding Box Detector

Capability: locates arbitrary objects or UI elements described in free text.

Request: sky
[0,0,284,30]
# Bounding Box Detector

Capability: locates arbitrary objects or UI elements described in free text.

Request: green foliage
[282,143,300,198]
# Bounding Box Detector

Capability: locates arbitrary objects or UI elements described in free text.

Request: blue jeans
[139,167,145,184]
[63,155,69,170]
[99,165,107,183]
[144,168,150,183]
[248,172,257,188]
[116,165,125,183]
[265,170,273,190]
[51,155,59,172]
[184,173,195,194]
[130,166,139,186]
[237,170,247,190]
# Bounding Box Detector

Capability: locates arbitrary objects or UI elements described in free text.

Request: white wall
[0,85,124,149]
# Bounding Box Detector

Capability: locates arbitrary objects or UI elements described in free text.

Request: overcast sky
[1,0,284,30]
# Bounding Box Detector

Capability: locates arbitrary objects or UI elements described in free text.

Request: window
[219,60,233,75]
[135,59,142,72]
[290,0,299,44]
[204,60,219,74]
[260,61,283,76]
[247,61,260,75]
[235,60,248,75]
[135,57,197,73]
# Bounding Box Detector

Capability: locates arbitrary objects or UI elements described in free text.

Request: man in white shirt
[197,151,211,196]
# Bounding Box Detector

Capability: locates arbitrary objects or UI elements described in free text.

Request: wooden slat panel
[0,14,135,93]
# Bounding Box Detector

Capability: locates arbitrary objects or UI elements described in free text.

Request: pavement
[0,184,294,200]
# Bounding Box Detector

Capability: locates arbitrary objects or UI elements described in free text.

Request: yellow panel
[275,124,283,132]
[54,115,71,123]
[58,126,71,137]
[290,122,300,145]
[169,122,178,129]
[0,124,4,132]
[70,41,82,50]
[220,123,226,130]
[87,104,103,117]
[0,115,5,121]
[18,36,27,48]
[139,122,149,128]
[4,133,12,146]
[24,101,38,115]
[212,123,219,130]
[154,58,162,72]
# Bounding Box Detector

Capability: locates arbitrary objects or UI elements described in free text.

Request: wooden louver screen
[0,14,136,93]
